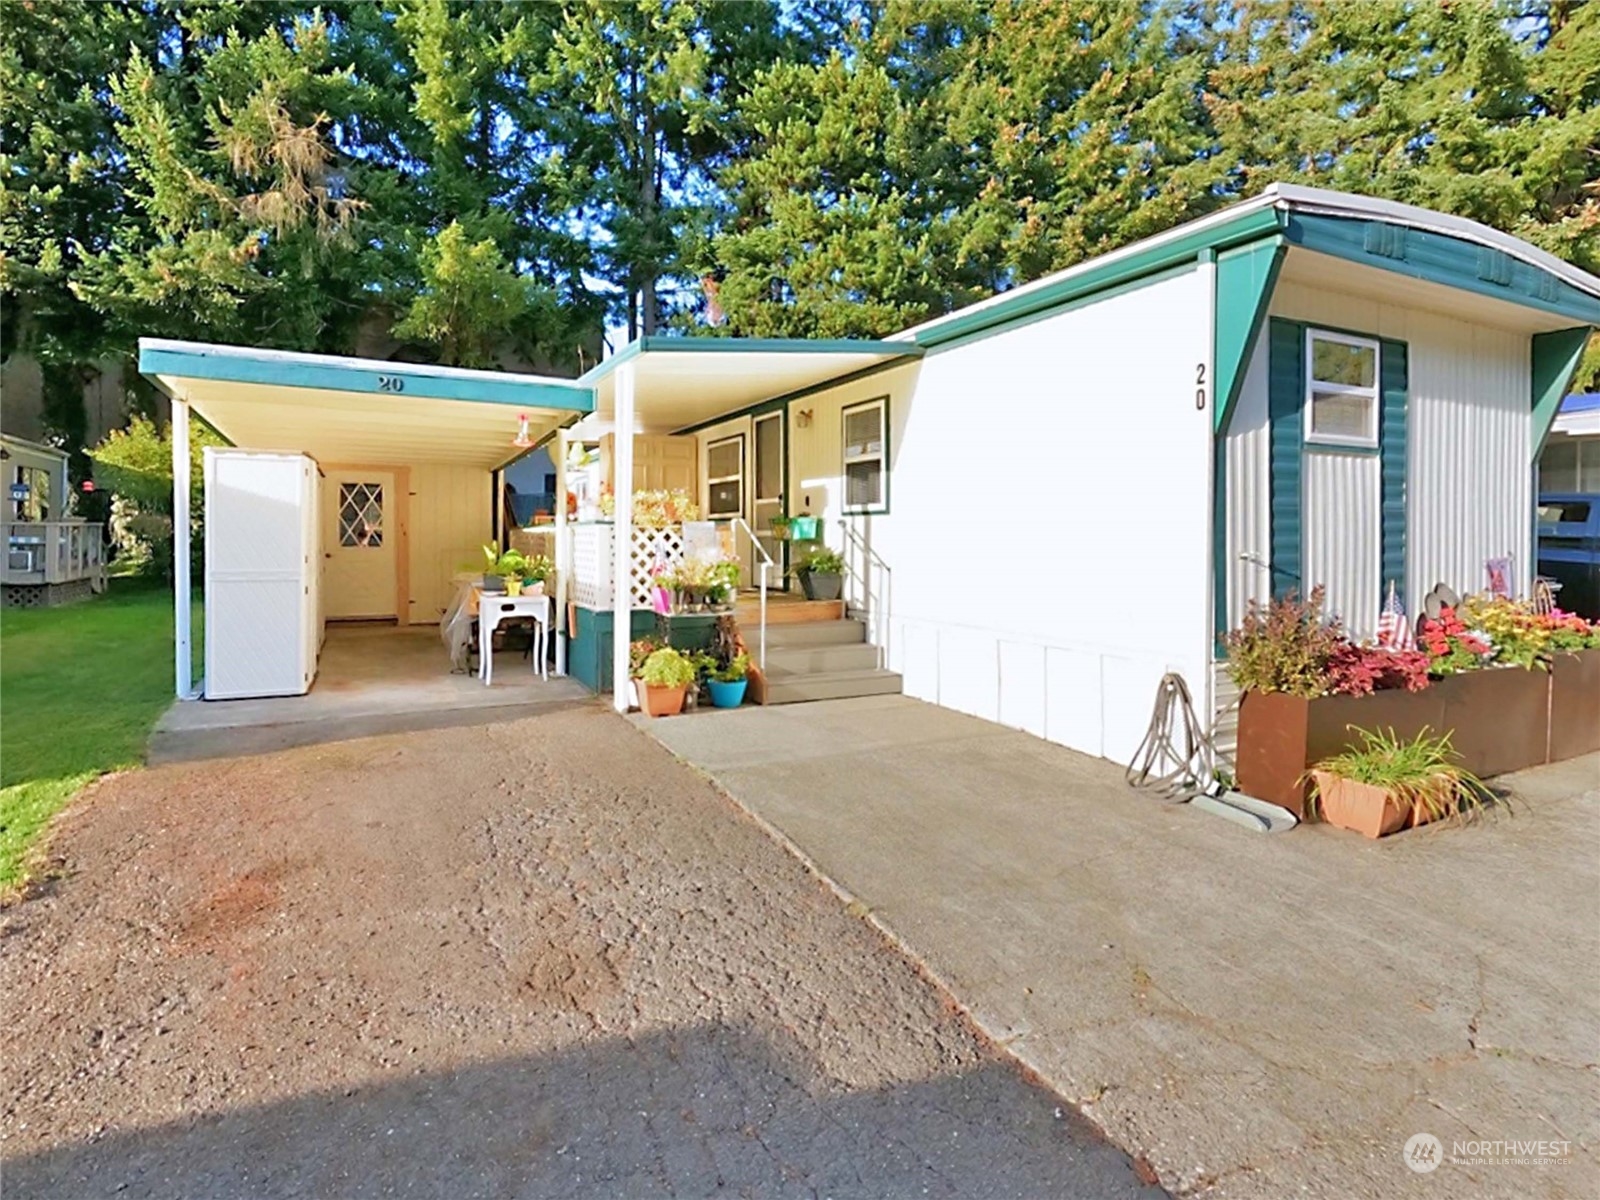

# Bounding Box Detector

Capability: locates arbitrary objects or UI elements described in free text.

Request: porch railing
[726,516,772,674]
[838,519,890,668]
[3,520,107,587]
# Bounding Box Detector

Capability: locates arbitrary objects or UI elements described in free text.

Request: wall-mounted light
[796,408,814,428]
[511,412,533,449]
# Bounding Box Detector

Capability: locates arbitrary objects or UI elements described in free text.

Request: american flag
[1376,580,1415,651]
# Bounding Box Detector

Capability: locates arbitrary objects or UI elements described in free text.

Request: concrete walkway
[641,695,1600,1200]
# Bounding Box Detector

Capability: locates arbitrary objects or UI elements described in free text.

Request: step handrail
[726,516,772,673]
[837,519,890,668]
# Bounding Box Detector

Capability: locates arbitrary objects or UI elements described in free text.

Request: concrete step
[753,619,867,648]
[764,668,903,705]
[764,641,882,675]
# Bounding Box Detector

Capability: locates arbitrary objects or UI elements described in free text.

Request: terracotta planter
[641,682,688,717]
[1310,771,1407,839]
[1549,649,1600,762]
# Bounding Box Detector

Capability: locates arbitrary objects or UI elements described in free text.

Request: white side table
[478,593,550,685]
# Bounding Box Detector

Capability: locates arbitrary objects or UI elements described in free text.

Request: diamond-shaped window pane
[339,483,383,548]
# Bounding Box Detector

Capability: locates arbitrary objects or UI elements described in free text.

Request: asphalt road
[1,706,1162,1199]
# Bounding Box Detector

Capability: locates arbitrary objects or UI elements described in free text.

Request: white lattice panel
[571,524,612,609]
[631,527,684,608]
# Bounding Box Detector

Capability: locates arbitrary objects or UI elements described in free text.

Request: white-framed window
[1304,329,1380,448]
[706,434,744,518]
[842,396,888,513]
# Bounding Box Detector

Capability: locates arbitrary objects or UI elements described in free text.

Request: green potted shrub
[706,652,750,708]
[769,514,791,541]
[481,545,529,594]
[638,646,697,716]
[797,546,844,601]
[1308,727,1488,839]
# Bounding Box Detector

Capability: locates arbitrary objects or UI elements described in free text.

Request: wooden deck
[3,520,107,604]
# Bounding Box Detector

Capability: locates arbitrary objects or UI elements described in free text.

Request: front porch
[2,519,107,607]
[149,623,586,763]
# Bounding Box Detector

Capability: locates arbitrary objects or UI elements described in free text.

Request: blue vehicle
[1537,493,1600,619]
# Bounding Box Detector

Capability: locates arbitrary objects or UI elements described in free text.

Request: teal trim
[1285,215,1600,326]
[578,335,920,386]
[1267,318,1306,598]
[922,263,1197,357]
[1379,338,1409,595]
[139,340,593,412]
[1531,327,1593,455]
[672,391,791,436]
[912,206,1286,350]
[1213,237,1287,433]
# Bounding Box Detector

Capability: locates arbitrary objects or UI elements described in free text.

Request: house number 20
[378,374,405,393]
[1195,363,1206,410]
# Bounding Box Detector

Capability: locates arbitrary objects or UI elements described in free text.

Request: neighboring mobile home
[144,185,1600,771]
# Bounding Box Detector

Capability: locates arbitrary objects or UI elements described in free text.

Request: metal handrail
[838,519,890,667]
[726,516,772,673]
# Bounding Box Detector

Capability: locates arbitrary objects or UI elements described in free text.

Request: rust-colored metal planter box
[1549,650,1600,762]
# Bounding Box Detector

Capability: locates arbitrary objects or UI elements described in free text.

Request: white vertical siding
[1405,312,1529,602]
[408,464,491,622]
[1302,450,1381,635]
[795,269,1214,764]
[1228,271,1534,627]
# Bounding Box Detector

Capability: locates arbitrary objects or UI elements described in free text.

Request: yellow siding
[786,361,920,524]
[408,464,491,623]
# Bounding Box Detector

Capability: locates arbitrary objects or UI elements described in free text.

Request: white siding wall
[1227,274,1532,631]
[408,464,491,622]
[1302,449,1381,633]
[792,270,1214,763]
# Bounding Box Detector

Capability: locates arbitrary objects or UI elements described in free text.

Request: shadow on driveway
[8,1024,1163,1200]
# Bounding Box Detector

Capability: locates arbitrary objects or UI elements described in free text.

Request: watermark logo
[1403,1132,1572,1173]
[1404,1133,1443,1174]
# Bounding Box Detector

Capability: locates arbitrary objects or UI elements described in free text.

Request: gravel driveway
[1,707,1160,1198]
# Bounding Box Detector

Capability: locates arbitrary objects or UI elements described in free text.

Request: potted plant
[797,546,845,601]
[706,652,750,708]
[521,553,553,596]
[769,514,791,541]
[481,545,528,594]
[637,646,697,716]
[1308,727,1488,839]
[788,513,819,541]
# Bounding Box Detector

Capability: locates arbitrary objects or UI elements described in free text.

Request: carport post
[171,399,193,699]
[553,428,568,676]
[610,362,636,713]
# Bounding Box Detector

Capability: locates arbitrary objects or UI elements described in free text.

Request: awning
[577,336,921,433]
[139,339,593,469]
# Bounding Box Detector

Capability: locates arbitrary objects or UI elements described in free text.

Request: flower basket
[641,682,688,717]
[521,579,546,597]
[1309,771,1408,839]
[706,677,747,708]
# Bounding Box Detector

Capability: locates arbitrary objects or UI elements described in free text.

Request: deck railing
[3,520,107,587]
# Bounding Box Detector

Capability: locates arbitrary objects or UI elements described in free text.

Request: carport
[138,339,593,699]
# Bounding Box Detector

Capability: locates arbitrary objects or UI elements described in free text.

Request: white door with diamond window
[322,469,397,619]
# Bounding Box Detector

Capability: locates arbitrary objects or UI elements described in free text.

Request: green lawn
[0,580,200,890]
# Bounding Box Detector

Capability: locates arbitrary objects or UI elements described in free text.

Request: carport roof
[139,339,593,469]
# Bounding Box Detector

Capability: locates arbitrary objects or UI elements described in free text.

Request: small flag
[1376,581,1414,651]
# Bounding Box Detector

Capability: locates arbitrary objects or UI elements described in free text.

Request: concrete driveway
[643,695,1600,1200]
[0,707,1159,1199]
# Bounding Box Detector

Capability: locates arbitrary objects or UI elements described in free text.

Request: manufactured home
[144,185,1600,768]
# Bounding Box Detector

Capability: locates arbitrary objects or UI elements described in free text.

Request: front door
[752,411,785,583]
[322,469,397,619]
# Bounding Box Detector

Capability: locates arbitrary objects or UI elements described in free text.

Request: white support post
[172,399,194,699]
[553,429,569,676]
[610,363,636,713]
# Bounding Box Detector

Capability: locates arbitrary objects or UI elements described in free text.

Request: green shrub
[639,647,697,688]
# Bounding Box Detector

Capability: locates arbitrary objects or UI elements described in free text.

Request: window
[1538,500,1591,526]
[706,435,744,518]
[12,466,51,521]
[338,482,384,547]
[1304,329,1379,447]
[842,397,888,512]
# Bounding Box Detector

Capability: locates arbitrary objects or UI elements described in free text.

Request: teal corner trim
[1379,339,1409,596]
[138,341,594,412]
[1532,327,1594,455]
[912,206,1285,350]
[1285,215,1600,326]
[1213,237,1286,433]
[1267,318,1306,598]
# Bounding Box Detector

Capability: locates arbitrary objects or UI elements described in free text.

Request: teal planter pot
[706,678,748,708]
[788,515,819,541]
